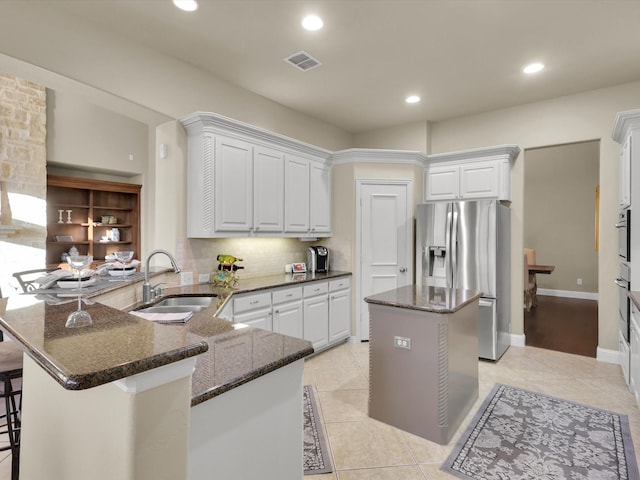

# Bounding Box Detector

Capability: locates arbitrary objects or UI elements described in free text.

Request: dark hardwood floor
[524,295,598,358]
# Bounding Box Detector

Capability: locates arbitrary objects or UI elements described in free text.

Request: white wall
[429,80,640,352]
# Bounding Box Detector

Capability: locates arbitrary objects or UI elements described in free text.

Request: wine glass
[65,254,93,328]
[114,251,134,280]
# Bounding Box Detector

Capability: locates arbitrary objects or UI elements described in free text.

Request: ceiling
[49,0,640,134]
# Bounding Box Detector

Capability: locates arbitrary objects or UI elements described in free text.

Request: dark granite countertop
[0,295,208,390]
[0,271,343,399]
[364,284,483,313]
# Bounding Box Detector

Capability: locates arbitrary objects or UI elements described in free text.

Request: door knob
[399,267,407,273]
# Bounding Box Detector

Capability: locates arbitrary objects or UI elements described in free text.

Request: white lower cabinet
[303,282,330,351]
[329,278,351,343]
[630,304,640,404]
[234,307,272,330]
[233,291,273,330]
[272,286,303,338]
[228,277,351,352]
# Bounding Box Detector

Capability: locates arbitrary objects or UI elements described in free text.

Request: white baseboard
[537,288,598,301]
[510,333,526,347]
[596,346,620,364]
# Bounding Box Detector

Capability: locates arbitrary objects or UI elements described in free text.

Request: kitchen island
[365,284,481,445]
[0,288,313,480]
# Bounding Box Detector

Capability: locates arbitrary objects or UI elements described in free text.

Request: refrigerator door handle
[451,209,459,288]
[445,207,453,287]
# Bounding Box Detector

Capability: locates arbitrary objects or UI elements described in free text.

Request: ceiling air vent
[284,51,322,72]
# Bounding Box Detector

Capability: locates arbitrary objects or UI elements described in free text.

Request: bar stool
[0,341,23,480]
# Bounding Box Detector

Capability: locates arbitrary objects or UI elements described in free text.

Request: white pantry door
[358,181,413,341]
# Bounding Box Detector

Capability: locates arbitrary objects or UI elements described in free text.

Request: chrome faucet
[142,249,181,304]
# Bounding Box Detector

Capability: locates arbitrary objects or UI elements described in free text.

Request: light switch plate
[180,271,193,285]
[394,336,411,350]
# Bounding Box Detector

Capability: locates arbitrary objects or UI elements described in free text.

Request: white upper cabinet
[181,112,332,238]
[284,155,310,233]
[309,162,331,234]
[215,135,254,232]
[254,146,284,233]
[424,145,519,202]
[612,109,640,211]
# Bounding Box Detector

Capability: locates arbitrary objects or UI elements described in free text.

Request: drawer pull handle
[250,300,259,305]
[286,293,293,297]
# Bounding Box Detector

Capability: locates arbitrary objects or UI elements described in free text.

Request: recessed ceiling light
[523,62,544,74]
[173,0,198,12]
[405,95,421,104]
[302,15,324,31]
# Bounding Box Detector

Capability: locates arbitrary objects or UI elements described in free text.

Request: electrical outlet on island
[180,271,193,285]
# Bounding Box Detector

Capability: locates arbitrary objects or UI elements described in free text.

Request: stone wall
[0,74,47,295]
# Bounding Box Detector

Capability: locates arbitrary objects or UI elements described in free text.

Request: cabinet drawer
[272,286,303,305]
[303,282,328,297]
[233,292,272,314]
[329,277,351,292]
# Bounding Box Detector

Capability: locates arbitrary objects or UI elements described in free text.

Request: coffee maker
[307,246,329,273]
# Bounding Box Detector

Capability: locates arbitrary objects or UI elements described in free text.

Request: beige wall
[46,90,149,176]
[353,120,429,152]
[524,141,599,293]
[430,80,640,352]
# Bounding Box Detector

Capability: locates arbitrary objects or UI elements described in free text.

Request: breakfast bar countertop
[364,284,483,314]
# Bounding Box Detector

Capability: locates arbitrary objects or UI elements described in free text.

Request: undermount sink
[135,296,216,314]
[154,296,215,307]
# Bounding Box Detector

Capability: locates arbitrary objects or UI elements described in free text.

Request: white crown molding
[611,109,640,143]
[427,144,520,164]
[331,148,427,166]
[180,111,332,162]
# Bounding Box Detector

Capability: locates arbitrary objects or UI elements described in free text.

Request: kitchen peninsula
[0,268,350,480]
[365,284,481,445]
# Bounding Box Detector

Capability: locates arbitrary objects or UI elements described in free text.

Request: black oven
[616,262,630,342]
[617,209,631,261]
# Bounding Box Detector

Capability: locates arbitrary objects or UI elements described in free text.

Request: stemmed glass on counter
[114,251,134,279]
[65,254,93,328]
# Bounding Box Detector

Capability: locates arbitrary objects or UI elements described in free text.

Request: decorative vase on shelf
[69,245,79,257]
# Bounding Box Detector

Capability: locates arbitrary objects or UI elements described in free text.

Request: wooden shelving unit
[46,174,141,266]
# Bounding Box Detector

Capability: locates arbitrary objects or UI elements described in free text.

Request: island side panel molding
[20,356,192,480]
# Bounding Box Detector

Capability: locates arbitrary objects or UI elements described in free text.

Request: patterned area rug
[303,385,333,475]
[442,383,640,480]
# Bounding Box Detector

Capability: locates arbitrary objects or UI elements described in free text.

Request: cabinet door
[284,155,310,233]
[254,147,284,233]
[620,136,631,209]
[460,161,499,199]
[273,301,303,338]
[425,165,459,200]
[214,136,253,232]
[309,163,331,234]
[234,307,273,331]
[631,305,640,402]
[329,288,350,343]
[303,294,329,350]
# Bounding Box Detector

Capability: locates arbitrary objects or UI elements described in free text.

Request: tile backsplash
[175,237,314,282]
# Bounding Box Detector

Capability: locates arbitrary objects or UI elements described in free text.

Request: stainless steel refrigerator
[415,200,510,360]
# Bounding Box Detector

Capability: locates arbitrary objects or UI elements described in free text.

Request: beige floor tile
[326,419,414,470]
[318,389,369,423]
[337,465,427,479]
[306,342,360,370]
[419,462,459,479]
[314,366,369,391]
[398,430,455,464]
